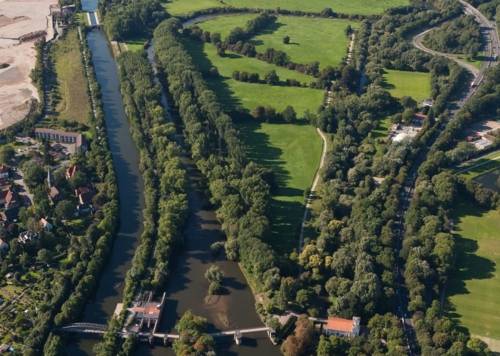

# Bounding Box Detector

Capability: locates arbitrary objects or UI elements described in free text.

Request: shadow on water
[138,159,279,356]
[67,29,145,355]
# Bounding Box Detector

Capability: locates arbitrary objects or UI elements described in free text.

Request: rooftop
[325,317,356,333]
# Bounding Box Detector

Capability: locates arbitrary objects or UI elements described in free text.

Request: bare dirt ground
[0,0,57,130]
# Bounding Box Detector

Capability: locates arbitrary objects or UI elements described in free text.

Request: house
[65,164,78,180]
[49,186,60,203]
[34,128,86,153]
[422,98,434,108]
[0,165,9,179]
[324,316,361,337]
[75,187,93,205]
[0,188,19,210]
[17,231,39,244]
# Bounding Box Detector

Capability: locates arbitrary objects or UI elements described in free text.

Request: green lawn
[456,150,500,180]
[196,15,358,68]
[382,69,431,102]
[166,0,409,16]
[447,200,500,348]
[239,120,322,254]
[124,37,148,52]
[185,39,324,115]
[52,28,91,124]
[184,36,323,253]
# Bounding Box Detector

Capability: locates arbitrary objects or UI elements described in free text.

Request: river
[71,2,278,354]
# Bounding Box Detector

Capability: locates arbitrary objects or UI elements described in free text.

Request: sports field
[239,120,322,254]
[185,39,324,115]
[196,15,358,68]
[166,0,409,16]
[52,29,91,123]
[382,69,431,102]
[447,200,500,350]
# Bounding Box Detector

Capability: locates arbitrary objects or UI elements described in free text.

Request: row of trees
[153,18,280,309]
[94,50,190,355]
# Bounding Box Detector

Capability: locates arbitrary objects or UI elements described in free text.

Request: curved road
[413,28,480,77]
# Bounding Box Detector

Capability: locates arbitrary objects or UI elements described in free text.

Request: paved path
[298,128,328,250]
[413,28,480,77]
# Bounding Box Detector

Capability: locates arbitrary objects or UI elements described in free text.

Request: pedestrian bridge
[60,323,275,345]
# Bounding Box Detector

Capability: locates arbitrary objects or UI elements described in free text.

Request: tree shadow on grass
[248,21,285,47]
[445,201,496,327]
[182,37,242,110]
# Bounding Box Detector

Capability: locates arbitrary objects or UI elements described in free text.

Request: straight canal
[71,3,278,355]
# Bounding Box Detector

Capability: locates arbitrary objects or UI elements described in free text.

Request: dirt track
[0,0,56,130]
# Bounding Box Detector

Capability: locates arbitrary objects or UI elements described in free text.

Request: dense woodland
[424,15,483,56]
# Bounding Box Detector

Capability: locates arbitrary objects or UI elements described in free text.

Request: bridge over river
[60,323,275,346]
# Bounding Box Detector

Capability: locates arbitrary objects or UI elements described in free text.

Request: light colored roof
[326,317,354,333]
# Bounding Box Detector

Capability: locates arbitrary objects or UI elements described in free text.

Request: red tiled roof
[325,317,354,333]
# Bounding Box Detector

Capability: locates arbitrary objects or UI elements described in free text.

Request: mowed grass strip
[447,200,500,346]
[184,38,324,115]
[456,150,500,180]
[166,0,409,16]
[239,121,322,254]
[53,29,91,124]
[382,69,431,102]
[196,15,358,68]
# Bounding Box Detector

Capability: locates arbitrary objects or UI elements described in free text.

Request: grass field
[52,29,91,124]
[456,150,500,180]
[184,36,323,253]
[166,0,409,16]
[382,69,431,102]
[196,15,358,68]
[239,120,322,254]
[124,38,148,52]
[185,39,324,115]
[447,200,500,349]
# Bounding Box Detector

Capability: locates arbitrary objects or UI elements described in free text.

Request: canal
[71,2,278,354]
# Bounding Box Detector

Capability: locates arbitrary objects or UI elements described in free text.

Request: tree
[265,70,279,85]
[205,264,223,295]
[23,161,45,188]
[281,316,314,356]
[282,106,297,122]
[55,200,74,221]
[283,35,290,44]
[0,145,15,164]
[37,248,52,264]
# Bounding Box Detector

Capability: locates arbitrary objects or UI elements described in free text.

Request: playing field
[185,39,324,115]
[166,0,409,16]
[382,69,431,102]
[456,150,500,180]
[239,120,322,254]
[447,200,500,350]
[52,28,91,123]
[196,15,358,68]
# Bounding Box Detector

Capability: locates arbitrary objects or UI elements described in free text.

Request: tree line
[153,18,281,312]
